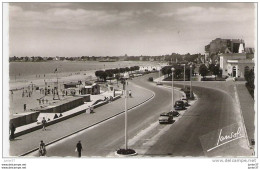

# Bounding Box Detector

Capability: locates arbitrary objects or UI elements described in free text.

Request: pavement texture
[25,73,183,157]
[143,83,252,157]
[9,77,154,156]
[235,82,255,147]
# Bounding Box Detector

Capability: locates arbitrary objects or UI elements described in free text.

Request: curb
[14,95,122,137]
[233,84,252,150]
[19,84,155,156]
[114,151,138,157]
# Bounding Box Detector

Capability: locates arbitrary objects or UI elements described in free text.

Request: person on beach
[39,140,46,156]
[9,123,16,140]
[24,104,26,111]
[42,117,47,131]
[76,141,83,157]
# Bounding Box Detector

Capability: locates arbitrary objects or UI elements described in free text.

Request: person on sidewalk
[42,117,47,131]
[39,140,46,156]
[76,141,83,157]
[129,90,132,97]
[9,123,16,141]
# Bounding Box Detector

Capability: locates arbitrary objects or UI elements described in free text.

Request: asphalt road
[144,83,252,157]
[28,73,252,157]
[28,73,183,157]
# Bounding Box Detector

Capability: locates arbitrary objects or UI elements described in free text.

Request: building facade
[219,53,254,78]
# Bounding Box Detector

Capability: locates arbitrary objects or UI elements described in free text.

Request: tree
[100,71,108,82]
[212,65,220,80]
[125,67,130,72]
[199,64,208,79]
[95,70,103,81]
[161,66,172,77]
[174,66,182,79]
[245,69,254,98]
[119,68,125,73]
[208,64,215,73]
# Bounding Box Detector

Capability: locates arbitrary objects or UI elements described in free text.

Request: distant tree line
[95,66,140,82]
[9,53,205,63]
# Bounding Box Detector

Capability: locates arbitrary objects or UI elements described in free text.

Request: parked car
[148,77,153,82]
[181,98,189,107]
[174,100,185,110]
[159,114,174,124]
[161,111,180,117]
[167,111,180,117]
[156,81,163,85]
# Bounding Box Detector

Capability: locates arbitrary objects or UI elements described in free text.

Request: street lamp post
[171,67,175,111]
[190,65,193,99]
[181,64,186,89]
[158,64,161,83]
[124,80,128,150]
[183,64,186,82]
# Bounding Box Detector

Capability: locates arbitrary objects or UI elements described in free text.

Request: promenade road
[9,73,182,156]
[9,74,153,156]
[25,73,183,157]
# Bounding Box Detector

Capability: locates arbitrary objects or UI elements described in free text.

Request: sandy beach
[9,61,160,117]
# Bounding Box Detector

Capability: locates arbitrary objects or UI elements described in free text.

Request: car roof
[160,114,169,116]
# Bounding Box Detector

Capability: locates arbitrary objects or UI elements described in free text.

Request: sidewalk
[235,82,255,147]
[9,81,154,156]
[13,92,111,135]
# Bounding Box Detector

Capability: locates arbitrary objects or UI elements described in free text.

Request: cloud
[175,6,255,23]
[9,5,141,30]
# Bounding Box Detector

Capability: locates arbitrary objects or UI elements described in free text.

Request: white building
[219,53,254,78]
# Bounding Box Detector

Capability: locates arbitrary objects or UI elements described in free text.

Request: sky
[8,2,256,57]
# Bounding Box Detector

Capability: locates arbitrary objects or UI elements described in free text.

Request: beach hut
[81,83,100,95]
[63,82,81,89]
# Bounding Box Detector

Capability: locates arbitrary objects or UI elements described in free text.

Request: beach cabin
[81,82,100,95]
[63,82,81,89]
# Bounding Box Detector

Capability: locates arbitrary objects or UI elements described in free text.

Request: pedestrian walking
[42,117,47,131]
[39,140,46,156]
[9,123,16,140]
[76,141,83,157]
[24,104,26,111]
[129,90,132,97]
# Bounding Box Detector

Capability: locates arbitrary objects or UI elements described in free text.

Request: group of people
[38,140,83,157]
[38,98,49,105]
[53,113,63,119]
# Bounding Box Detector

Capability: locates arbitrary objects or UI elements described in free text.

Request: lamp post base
[115,148,137,156]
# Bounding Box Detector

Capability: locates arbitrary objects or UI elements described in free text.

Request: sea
[9,60,160,82]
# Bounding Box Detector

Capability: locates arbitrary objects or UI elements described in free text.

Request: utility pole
[171,67,175,111]
[124,80,128,150]
[190,65,193,99]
